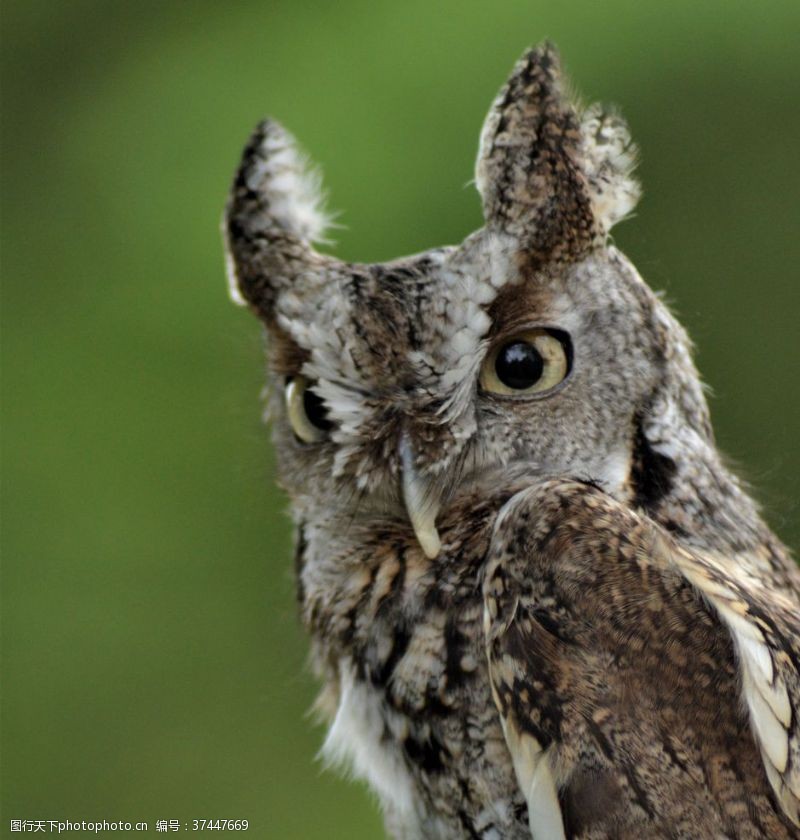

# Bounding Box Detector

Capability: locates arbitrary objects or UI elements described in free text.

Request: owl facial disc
[223,43,648,560]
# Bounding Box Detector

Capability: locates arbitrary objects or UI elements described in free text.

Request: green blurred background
[3,1,799,837]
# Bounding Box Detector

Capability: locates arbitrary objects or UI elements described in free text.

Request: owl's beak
[399,434,442,559]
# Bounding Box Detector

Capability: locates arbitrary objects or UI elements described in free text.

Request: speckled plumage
[224,44,800,838]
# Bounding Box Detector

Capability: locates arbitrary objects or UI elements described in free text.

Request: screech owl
[223,44,800,839]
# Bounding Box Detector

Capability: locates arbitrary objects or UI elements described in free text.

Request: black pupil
[495,341,544,389]
[303,385,333,431]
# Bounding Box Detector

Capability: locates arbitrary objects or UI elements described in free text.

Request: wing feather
[671,544,800,824]
[483,478,800,837]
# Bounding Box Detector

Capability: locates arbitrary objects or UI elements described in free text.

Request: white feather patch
[745,671,790,773]
[223,244,247,307]
[248,121,333,244]
[579,103,641,233]
[499,717,566,840]
[321,660,420,827]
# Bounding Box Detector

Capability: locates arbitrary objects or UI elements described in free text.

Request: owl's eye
[285,376,333,443]
[480,329,571,396]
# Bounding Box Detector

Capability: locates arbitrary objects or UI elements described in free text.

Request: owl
[223,44,800,839]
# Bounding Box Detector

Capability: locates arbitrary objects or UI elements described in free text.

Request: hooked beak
[399,433,442,559]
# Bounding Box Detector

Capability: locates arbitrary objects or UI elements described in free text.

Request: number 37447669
[192,820,249,831]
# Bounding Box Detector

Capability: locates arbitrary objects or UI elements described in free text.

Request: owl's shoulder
[483,477,800,836]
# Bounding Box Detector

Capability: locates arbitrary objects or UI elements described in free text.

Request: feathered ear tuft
[474,43,595,264]
[223,119,338,321]
[474,43,642,264]
[579,103,641,233]
[228,119,333,245]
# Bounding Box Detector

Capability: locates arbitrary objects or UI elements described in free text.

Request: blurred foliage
[2,1,798,837]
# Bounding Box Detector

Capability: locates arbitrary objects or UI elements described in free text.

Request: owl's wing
[483,478,800,839]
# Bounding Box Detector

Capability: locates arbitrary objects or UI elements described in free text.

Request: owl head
[224,44,712,559]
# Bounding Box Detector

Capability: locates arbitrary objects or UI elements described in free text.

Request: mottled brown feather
[485,479,800,837]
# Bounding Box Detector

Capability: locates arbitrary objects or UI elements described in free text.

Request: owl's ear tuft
[474,43,640,262]
[474,43,594,263]
[223,119,336,321]
[579,103,641,233]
